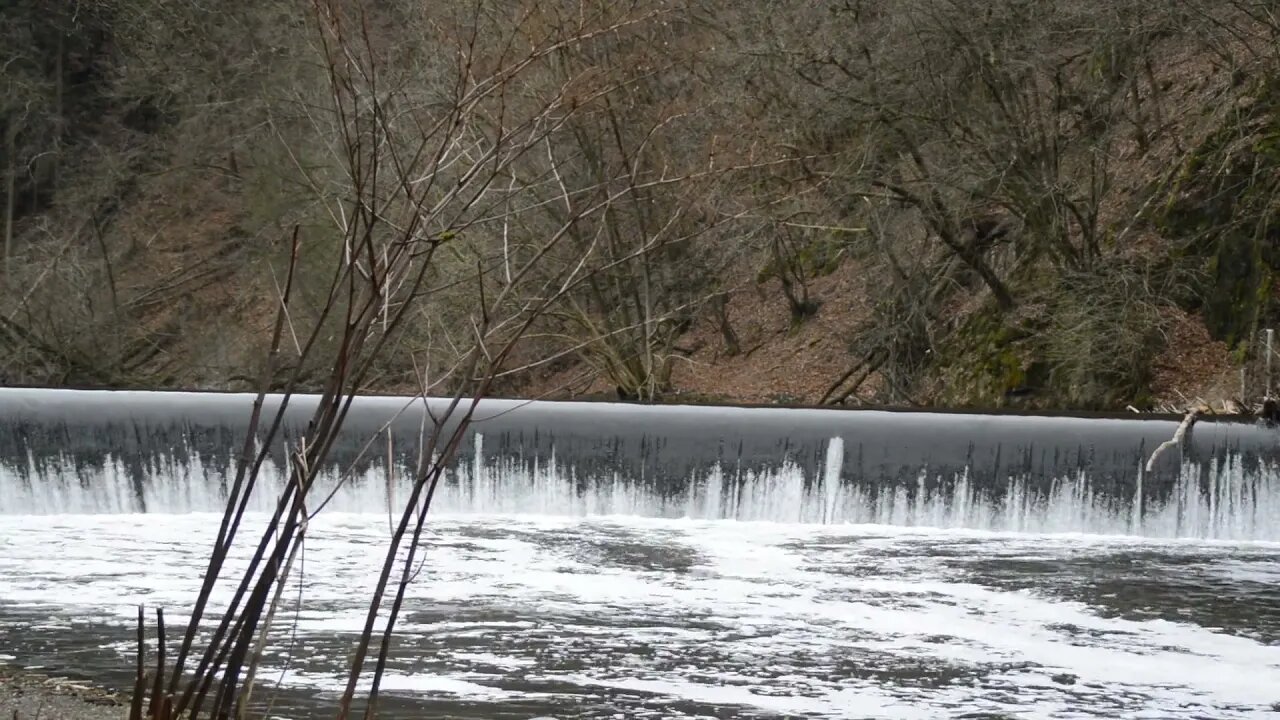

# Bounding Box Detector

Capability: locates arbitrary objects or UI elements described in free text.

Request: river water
[2,510,1279,718]
[3,397,1280,718]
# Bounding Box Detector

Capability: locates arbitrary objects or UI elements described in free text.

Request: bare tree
[494,0,775,400]
[123,1,716,718]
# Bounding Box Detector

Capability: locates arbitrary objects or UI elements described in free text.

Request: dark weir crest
[2,388,1279,538]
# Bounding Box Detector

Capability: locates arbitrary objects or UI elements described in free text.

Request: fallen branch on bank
[1145,407,1202,473]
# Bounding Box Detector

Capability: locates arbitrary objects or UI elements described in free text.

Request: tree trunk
[952,241,1015,311]
[53,32,63,191]
[772,237,816,320]
[711,292,740,356]
[5,119,16,272]
[878,147,1017,312]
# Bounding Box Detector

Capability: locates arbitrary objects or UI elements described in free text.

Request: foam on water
[0,513,1277,718]
[4,434,1280,539]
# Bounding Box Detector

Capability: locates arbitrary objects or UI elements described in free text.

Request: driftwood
[1145,407,1202,473]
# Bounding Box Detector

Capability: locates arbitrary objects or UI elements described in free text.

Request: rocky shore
[0,665,124,720]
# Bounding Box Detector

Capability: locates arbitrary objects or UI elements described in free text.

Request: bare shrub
[122,1,722,718]
[1041,261,1197,408]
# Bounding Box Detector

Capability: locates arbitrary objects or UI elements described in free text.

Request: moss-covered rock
[930,307,1041,408]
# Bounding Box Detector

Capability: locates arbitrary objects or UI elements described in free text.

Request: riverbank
[0,664,124,720]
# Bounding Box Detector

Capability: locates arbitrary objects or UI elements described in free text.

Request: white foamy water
[1,512,1279,718]
[4,435,1280,539]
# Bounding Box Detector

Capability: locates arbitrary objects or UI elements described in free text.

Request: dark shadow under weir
[2,388,1280,538]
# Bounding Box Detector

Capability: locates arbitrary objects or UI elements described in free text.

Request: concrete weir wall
[2,385,1277,485]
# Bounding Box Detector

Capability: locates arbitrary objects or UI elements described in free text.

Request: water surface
[2,513,1278,718]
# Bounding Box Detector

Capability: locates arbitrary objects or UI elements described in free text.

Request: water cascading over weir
[2,387,1280,539]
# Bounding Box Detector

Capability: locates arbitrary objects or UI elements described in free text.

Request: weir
[2,388,1280,539]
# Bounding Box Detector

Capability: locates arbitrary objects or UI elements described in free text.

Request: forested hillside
[3,0,1279,410]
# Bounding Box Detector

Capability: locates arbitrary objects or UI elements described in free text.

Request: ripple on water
[0,514,1278,718]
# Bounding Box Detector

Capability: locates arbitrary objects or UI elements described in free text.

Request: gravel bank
[0,665,125,720]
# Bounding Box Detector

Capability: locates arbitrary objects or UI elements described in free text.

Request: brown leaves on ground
[1150,307,1239,410]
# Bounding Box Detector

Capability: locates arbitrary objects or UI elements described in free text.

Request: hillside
[2,0,1278,412]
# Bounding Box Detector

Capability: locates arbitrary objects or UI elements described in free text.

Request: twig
[129,606,145,720]
[146,608,165,720]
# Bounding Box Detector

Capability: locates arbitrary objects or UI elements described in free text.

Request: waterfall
[3,434,1280,540]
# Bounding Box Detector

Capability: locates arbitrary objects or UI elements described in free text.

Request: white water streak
[3,436,1280,540]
